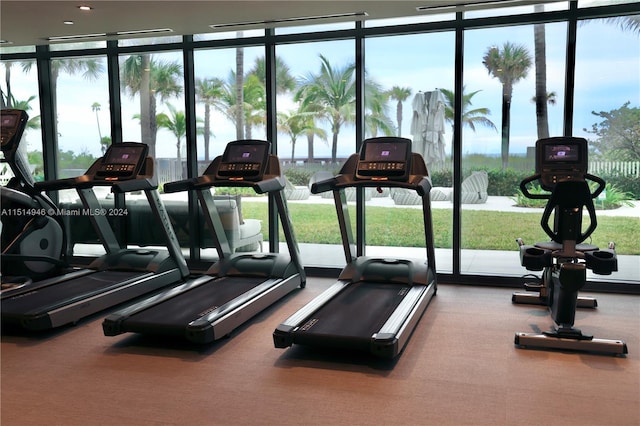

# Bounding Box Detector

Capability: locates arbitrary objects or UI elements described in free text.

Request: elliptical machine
[1,109,67,288]
[513,137,627,355]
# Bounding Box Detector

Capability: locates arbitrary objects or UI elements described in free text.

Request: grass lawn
[242,202,640,255]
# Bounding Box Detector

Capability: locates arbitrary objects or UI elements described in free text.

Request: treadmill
[1,137,189,331]
[102,139,306,344]
[273,136,437,359]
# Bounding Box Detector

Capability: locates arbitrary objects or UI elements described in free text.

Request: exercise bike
[513,136,627,355]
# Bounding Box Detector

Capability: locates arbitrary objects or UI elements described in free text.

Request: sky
[2,15,639,162]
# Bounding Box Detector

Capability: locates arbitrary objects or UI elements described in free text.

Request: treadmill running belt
[121,276,266,336]
[1,270,147,314]
[295,281,410,349]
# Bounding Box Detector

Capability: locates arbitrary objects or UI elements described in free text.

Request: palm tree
[483,42,532,168]
[277,108,327,163]
[121,55,182,159]
[235,35,245,140]
[533,4,550,140]
[387,86,412,137]
[195,77,225,161]
[156,103,187,162]
[248,55,297,94]
[10,95,40,131]
[295,54,356,164]
[365,80,395,138]
[440,87,497,132]
[20,57,104,140]
[91,102,104,152]
[219,71,266,140]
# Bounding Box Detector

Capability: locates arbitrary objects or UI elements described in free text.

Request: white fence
[589,161,640,177]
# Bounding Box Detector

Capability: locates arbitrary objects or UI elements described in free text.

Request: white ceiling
[1,0,548,47]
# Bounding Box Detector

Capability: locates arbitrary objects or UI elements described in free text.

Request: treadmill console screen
[536,137,588,190]
[356,138,411,180]
[216,140,270,180]
[1,109,28,151]
[95,142,149,180]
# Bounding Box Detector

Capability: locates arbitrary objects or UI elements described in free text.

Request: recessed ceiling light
[64,20,74,25]
[78,5,92,11]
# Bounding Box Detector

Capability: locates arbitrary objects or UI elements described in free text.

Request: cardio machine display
[356,137,411,180]
[95,143,148,180]
[215,140,270,180]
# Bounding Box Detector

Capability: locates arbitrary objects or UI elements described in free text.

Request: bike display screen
[543,143,581,164]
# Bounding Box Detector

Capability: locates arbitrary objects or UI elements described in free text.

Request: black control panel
[0,109,28,151]
[356,137,411,181]
[215,140,270,181]
[95,142,148,181]
[536,137,588,191]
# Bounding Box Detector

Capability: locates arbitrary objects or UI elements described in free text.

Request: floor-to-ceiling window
[363,31,455,272]
[2,1,638,287]
[275,39,356,268]
[193,43,269,260]
[573,13,640,282]
[461,19,568,276]
[0,57,42,181]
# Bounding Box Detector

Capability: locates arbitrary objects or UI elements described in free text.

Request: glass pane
[53,55,110,180]
[365,13,455,27]
[275,21,354,35]
[464,1,568,19]
[0,45,36,55]
[118,35,182,47]
[0,59,43,181]
[573,15,640,284]
[194,29,265,41]
[49,41,106,51]
[364,32,455,273]
[194,45,268,260]
[579,0,640,7]
[119,51,185,181]
[275,39,355,268]
[462,21,567,276]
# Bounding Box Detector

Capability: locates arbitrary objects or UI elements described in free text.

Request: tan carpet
[2,279,638,426]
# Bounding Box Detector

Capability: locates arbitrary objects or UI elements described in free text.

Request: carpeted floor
[1,279,638,426]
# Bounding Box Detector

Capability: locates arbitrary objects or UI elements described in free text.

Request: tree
[440,87,497,132]
[533,4,550,140]
[277,108,327,163]
[195,77,225,160]
[295,54,356,164]
[585,102,640,161]
[91,102,105,153]
[387,86,412,137]
[235,37,245,140]
[364,79,394,138]
[483,42,532,168]
[121,55,182,159]
[156,103,187,162]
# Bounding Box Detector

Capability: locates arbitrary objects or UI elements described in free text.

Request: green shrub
[598,175,640,200]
